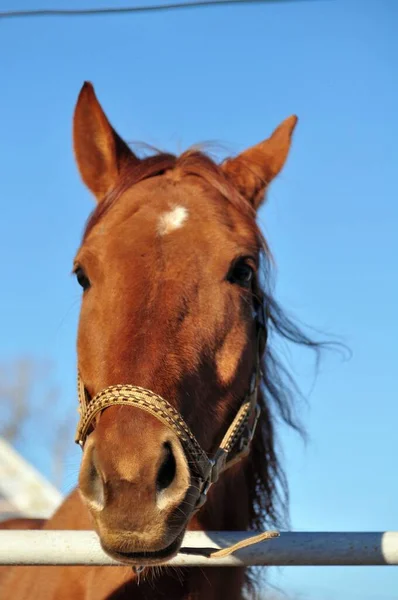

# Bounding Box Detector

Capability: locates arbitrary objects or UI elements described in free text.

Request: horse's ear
[73,82,138,202]
[222,115,298,210]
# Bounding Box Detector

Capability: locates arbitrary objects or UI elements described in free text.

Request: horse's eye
[228,259,254,288]
[75,266,91,291]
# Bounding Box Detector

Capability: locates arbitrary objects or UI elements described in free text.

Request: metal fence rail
[1,531,398,567]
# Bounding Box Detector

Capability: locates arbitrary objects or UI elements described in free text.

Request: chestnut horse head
[73,82,298,566]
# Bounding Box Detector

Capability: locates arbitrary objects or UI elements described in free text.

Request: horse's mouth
[102,531,185,566]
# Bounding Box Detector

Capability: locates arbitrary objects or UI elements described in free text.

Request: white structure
[0,437,63,520]
[0,531,397,566]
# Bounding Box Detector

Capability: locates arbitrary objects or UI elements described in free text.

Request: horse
[0,82,319,599]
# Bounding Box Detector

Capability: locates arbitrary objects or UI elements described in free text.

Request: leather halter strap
[75,307,267,510]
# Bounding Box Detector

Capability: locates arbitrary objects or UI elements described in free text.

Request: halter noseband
[75,305,267,511]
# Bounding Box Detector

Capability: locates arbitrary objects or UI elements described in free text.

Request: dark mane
[83,148,322,534]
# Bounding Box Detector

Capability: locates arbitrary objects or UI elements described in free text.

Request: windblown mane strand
[81,148,322,534]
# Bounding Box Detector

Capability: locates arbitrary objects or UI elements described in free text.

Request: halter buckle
[210,448,228,484]
[195,477,212,510]
[195,448,228,510]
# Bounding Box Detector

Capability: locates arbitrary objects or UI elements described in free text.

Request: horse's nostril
[156,442,176,493]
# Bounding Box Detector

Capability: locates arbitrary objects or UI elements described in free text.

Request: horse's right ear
[73,82,138,202]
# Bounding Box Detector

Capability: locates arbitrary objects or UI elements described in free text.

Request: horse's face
[73,83,296,565]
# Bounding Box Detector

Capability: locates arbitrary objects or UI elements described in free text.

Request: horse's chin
[101,530,185,567]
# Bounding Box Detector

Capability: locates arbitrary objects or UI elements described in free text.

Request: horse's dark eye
[75,266,91,291]
[228,260,254,288]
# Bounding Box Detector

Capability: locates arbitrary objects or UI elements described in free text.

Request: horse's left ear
[73,82,138,202]
[222,115,298,210]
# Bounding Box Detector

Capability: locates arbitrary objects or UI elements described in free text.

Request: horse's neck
[190,462,251,532]
[46,488,92,531]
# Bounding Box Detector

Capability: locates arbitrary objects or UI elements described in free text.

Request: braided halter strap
[75,312,267,512]
[76,377,260,510]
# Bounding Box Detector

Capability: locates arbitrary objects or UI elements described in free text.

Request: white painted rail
[0,531,398,566]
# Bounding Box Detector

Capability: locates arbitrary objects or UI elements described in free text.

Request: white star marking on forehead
[157,205,188,235]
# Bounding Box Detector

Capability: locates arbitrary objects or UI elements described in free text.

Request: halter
[75,304,268,511]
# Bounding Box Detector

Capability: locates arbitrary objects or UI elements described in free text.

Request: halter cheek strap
[75,312,267,511]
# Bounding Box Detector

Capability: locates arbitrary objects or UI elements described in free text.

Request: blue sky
[0,0,397,597]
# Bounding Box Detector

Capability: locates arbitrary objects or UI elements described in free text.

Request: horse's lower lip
[102,531,184,566]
